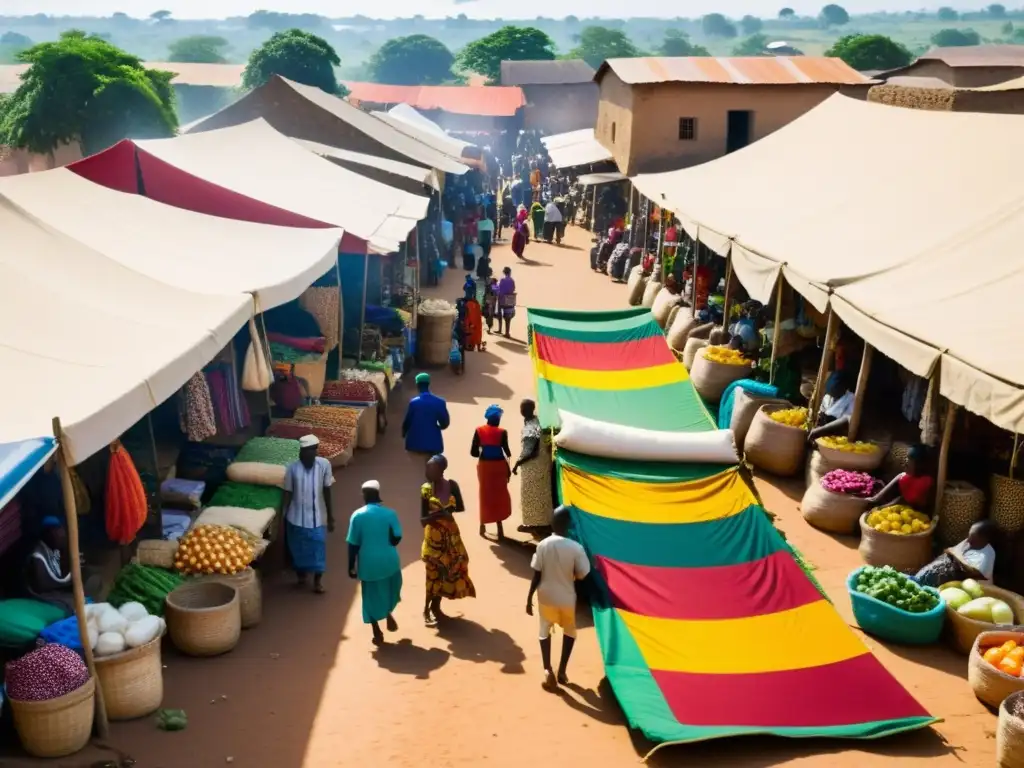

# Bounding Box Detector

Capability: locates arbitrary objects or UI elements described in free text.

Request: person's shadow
[372,638,451,680]
[436,617,526,674]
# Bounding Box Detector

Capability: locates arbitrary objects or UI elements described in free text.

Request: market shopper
[497,267,517,338]
[806,370,856,442]
[866,444,935,511]
[471,404,513,541]
[915,520,997,587]
[526,506,592,691]
[402,373,450,455]
[499,191,515,241]
[347,480,402,645]
[482,277,499,334]
[283,435,336,594]
[512,209,529,260]
[543,199,563,245]
[513,399,554,533]
[420,455,476,624]
[477,204,495,258]
[530,201,545,242]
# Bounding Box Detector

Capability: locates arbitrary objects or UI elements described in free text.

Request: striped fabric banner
[526,308,937,753]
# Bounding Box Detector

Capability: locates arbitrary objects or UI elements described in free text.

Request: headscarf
[428,454,448,471]
[517,206,528,223]
[485,404,504,424]
[41,516,62,529]
[415,372,431,387]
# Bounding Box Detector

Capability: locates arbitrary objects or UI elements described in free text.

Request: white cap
[298,435,320,448]
[362,480,380,491]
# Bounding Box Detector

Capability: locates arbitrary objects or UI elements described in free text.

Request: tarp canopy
[70,119,427,254]
[542,128,613,168]
[578,171,627,186]
[371,110,484,170]
[0,168,343,310]
[344,81,525,116]
[0,439,56,511]
[631,94,1024,432]
[378,103,474,155]
[527,307,937,754]
[294,138,440,191]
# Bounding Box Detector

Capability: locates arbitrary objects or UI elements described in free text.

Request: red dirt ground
[31,226,993,767]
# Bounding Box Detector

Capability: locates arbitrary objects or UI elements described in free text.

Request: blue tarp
[0,438,57,511]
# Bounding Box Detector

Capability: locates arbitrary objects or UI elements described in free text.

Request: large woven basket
[95,635,164,720]
[666,311,698,351]
[940,582,1024,655]
[165,582,241,656]
[805,450,837,489]
[194,568,262,629]
[816,440,885,472]
[626,267,647,306]
[137,540,178,569]
[998,691,1024,767]
[356,404,378,450]
[10,676,95,758]
[991,474,1024,535]
[744,405,807,477]
[970,630,1024,709]
[689,349,752,403]
[858,511,936,573]
[801,483,870,535]
[731,389,790,453]
[937,480,986,548]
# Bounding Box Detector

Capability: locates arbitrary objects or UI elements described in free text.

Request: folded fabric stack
[268,332,326,364]
[321,379,378,404]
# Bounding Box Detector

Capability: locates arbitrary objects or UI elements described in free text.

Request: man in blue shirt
[402,373,450,455]
[347,480,402,645]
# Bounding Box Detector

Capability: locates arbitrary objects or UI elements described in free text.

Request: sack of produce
[651,288,682,329]
[847,565,945,645]
[730,388,791,452]
[689,347,753,402]
[998,691,1024,767]
[193,506,276,539]
[744,405,807,477]
[681,337,709,371]
[667,311,698,352]
[708,326,729,346]
[940,579,1024,654]
[105,441,148,545]
[816,436,885,472]
[858,507,936,573]
[970,631,1024,708]
[225,461,287,488]
[801,470,877,535]
[626,266,647,306]
[689,322,715,340]
[805,450,837,489]
[990,473,1024,535]
[641,280,662,308]
[665,305,680,334]
[937,480,985,548]
[233,436,300,466]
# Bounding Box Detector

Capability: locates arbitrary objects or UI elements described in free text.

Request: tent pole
[933,399,958,517]
[590,185,597,231]
[51,417,109,739]
[810,307,839,423]
[721,250,733,332]
[656,208,666,287]
[641,196,650,255]
[334,251,344,379]
[689,228,699,318]
[412,224,420,332]
[769,275,784,385]
[358,251,369,363]
[849,342,875,440]
[258,311,274,423]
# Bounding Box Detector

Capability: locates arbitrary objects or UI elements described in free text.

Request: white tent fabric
[541,128,613,169]
[135,119,428,254]
[371,110,483,170]
[0,168,343,310]
[577,171,627,186]
[379,103,473,155]
[294,138,441,190]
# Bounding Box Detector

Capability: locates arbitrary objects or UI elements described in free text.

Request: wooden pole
[642,196,650,256]
[721,251,734,333]
[849,342,875,440]
[590,185,597,231]
[810,307,839,422]
[257,310,275,423]
[769,274,784,384]
[334,252,344,379]
[412,224,420,332]
[1011,433,1020,481]
[358,250,370,363]
[656,209,666,286]
[51,418,109,739]
[690,230,700,318]
[934,399,958,517]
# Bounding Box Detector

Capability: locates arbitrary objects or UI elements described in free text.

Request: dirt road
[68,226,991,767]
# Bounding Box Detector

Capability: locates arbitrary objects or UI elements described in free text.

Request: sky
[1,0,957,19]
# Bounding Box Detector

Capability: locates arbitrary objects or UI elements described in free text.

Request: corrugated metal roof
[500,59,596,86]
[920,45,1024,68]
[0,62,243,93]
[595,56,870,86]
[342,82,524,117]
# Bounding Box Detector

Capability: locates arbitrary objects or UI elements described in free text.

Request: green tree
[242,29,346,96]
[657,29,710,57]
[733,33,771,56]
[825,33,912,70]
[779,7,796,18]
[150,10,172,21]
[167,35,230,63]
[455,26,555,83]
[931,28,981,47]
[0,31,32,64]
[0,30,177,155]
[740,15,764,35]
[819,4,851,26]
[568,26,642,69]
[1002,21,1015,35]
[937,6,959,20]
[988,3,1007,18]
[368,35,454,85]
[702,13,738,38]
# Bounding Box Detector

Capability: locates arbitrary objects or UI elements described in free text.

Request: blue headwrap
[485,404,504,423]
[41,516,62,529]
[428,454,448,471]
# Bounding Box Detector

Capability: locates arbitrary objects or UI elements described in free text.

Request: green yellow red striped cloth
[527,307,937,753]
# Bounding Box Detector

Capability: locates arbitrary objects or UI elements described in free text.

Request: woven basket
[744,405,807,477]
[689,322,715,340]
[651,288,682,329]
[882,440,913,482]
[805,450,837,489]
[998,691,1024,767]
[940,582,1024,655]
[356,404,378,450]
[641,280,662,308]
[137,540,178,569]
[858,511,936,573]
[801,483,870,535]
[194,568,262,629]
[991,474,1024,535]
[626,267,647,306]
[970,630,1024,709]
[938,481,986,548]
[681,338,709,371]
[165,582,241,656]
[816,441,885,472]
[666,311,698,351]
[689,349,752,403]
[95,635,164,720]
[731,389,790,453]
[10,676,95,758]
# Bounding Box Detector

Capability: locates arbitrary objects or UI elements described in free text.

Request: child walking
[526,506,591,691]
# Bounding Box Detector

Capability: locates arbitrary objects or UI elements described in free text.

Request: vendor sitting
[807,370,856,442]
[25,516,101,614]
[728,301,763,355]
[865,444,935,511]
[915,520,997,588]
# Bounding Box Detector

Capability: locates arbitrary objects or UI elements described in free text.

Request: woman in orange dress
[471,404,512,541]
[461,280,484,351]
[420,455,475,624]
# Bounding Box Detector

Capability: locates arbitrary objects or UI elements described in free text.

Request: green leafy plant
[242,29,346,96]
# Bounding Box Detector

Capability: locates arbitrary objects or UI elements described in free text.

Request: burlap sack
[667,311,698,351]
[730,389,790,452]
[626,266,647,306]
[682,338,709,371]
[689,348,752,402]
[744,404,807,477]
[641,280,662,308]
[801,482,869,535]
[651,288,682,329]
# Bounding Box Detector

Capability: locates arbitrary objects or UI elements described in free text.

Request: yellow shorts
[538,603,577,639]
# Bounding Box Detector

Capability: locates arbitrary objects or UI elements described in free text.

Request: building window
[611,122,616,143]
[678,117,696,141]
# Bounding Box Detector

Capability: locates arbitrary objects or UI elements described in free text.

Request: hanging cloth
[242,313,273,392]
[178,372,217,442]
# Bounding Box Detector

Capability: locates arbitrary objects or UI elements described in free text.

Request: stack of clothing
[205,362,250,435]
[267,332,326,365]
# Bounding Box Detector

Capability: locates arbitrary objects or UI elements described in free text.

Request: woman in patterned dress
[512,399,554,533]
[420,454,476,624]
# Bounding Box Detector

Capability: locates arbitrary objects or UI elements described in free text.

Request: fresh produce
[233,437,300,467]
[768,407,809,429]
[957,595,1016,624]
[107,563,184,617]
[208,481,283,511]
[980,639,1024,677]
[821,469,878,497]
[853,565,941,613]
[105,441,149,545]
[703,347,750,366]
[174,524,254,576]
[866,504,932,535]
[5,644,90,701]
[156,709,188,731]
[293,405,361,430]
[962,578,985,599]
[819,436,879,454]
[939,586,972,610]
[82,602,165,657]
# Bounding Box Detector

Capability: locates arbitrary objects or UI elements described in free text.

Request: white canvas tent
[542,128,613,168]
[375,103,474,158]
[294,138,441,190]
[631,94,1024,432]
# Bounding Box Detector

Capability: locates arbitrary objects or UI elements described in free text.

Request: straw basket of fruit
[801,470,877,535]
[970,631,1024,709]
[939,579,1024,654]
[859,507,936,573]
[847,566,945,645]
[744,405,808,477]
[816,436,885,472]
[998,690,1024,767]
[688,346,752,402]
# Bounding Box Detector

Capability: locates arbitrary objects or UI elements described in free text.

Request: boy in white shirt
[526,506,591,691]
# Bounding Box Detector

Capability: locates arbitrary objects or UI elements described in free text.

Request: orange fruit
[999,656,1023,678]
[985,647,1007,666]
[1002,640,1019,653]
[1008,647,1024,663]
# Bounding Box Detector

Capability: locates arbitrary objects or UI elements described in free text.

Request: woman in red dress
[471,404,512,541]
[867,444,935,511]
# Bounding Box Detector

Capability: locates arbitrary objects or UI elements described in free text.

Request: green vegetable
[939,587,971,610]
[992,600,1016,625]
[961,578,985,599]
[854,565,940,613]
[155,709,187,731]
[208,481,284,511]
[234,437,299,466]
[109,563,184,617]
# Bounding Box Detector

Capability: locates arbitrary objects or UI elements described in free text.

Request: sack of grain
[801,482,869,535]
[651,288,682,329]
[626,266,647,306]
[744,404,807,477]
[667,311,698,351]
[805,450,837,489]
[730,388,791,452]
[682,338,709,371]
[689,348,753,403]
[858,512,936,573]
[641,280,662,308]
